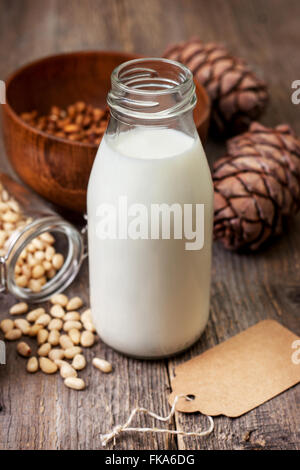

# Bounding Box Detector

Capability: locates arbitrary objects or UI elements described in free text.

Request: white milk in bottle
[87,58,213,358]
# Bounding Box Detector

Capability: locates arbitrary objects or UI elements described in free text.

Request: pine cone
[164,38,268,135]
[213,122,300,251]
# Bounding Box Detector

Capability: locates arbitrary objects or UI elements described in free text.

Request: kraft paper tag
[169,320,300,417]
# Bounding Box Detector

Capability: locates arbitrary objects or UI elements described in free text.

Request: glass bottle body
[87,58,213,358]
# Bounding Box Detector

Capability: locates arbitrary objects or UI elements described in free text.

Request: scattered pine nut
[80,331,95,348]
[38,342,51,357]
[5,328,22,341]
[27,356,39,373]
[92,357,112,373]
[26,307,45,322]
[66,296,83,311]
[50,304,65,319]
[64,346,82,359]
[68,328,81,345]
[81,309,92,323]
[64,377,86,390]
[82,320,96,332]
[48,329,60,346]
[9,302,28,315]
[60,363,77,379]
[28,324,43,337]
[39,357,58,374]
[48,348,65,361]
[63,320,82,332]
[59,334,74,350]
[0,318,14,333]
[48,318,63,330]
[35,313,51,326]
[17,341,31,357]
[50,293,68,307]
[72,354,86,370]
[54,359,67,369]
[64,311,81,321]
[37,328,49,345]
[14,318,30,335]
[3,292,103,390]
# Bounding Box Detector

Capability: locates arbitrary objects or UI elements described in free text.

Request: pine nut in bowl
[2,51,210,213]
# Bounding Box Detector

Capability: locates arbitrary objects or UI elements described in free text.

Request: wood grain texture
[0,0,299,450]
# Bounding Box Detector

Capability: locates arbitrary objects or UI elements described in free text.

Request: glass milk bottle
[87,58,213,358]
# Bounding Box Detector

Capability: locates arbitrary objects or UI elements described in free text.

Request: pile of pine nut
[0,295,112,390]
[20,101,109,146]
[0,181,65,292]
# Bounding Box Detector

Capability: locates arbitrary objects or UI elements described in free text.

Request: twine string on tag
[100,394,214,447]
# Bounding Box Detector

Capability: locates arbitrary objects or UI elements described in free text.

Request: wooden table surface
[0,0,299,450]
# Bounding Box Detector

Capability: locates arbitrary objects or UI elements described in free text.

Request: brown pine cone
[164,38,268,135]
[213,122,300,251]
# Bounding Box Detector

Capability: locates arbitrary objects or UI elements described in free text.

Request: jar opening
[4,216,84,302]
[108,58,197,120]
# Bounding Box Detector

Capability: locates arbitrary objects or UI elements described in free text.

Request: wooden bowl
[2,51,210,213]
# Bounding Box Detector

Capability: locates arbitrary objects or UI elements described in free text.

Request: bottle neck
[106,109,198,142]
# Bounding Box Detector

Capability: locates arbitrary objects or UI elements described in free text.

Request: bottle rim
[107,57,197,120]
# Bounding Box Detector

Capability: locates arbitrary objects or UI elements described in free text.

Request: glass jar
[87,58,213,358]
[0,173,84,302]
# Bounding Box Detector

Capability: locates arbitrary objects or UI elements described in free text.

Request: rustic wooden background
[0,0,299,450]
